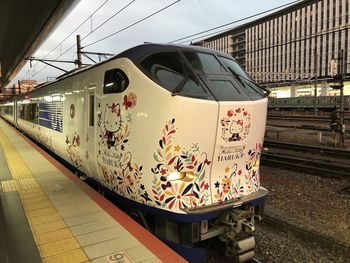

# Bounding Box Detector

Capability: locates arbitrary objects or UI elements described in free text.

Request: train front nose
[209,99,267,204]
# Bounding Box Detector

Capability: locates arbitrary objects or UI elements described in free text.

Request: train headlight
[168,171,195,182]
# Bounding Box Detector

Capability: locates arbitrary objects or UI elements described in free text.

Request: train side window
[18,104,24,118]
[103,69,129,94]
[4,105,13,115]
[22,103,38,124]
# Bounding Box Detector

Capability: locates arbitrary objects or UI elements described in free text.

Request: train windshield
[140,49,266,101]
[184,51,266,101]
[140,52,210,99]
[218,56,266,98]
[183,52,226,74]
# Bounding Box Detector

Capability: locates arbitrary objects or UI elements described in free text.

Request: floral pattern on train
[65,131,83,168]
[213,142,262,203]
[221,108,251,143]
[244,142,262,192]
[96,92,148,201]
[151,119,211,209]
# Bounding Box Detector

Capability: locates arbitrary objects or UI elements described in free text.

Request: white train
[0,43,268,262]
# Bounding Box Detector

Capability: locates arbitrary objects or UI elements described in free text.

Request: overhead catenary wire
[27,0,299,80]
[49,0,137,59]
[29,0,136,79]
[83,0,181,49]
[43,0,110,58]
[169,0,303,44]
[26,0,110,75]
[23,0,297,80]
[81,0,136,42]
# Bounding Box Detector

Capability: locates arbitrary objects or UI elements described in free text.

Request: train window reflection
[219,56,265,97]
[103,69,129,94]
[4,105,13,115]
[209,80,250,101]
[219,56,250,79]
[140,52,206,97]
[184,52,226,74]
[151,64,184,90]
[19,103,38,124]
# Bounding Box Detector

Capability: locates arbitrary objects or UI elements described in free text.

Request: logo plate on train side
[217,145,245,162]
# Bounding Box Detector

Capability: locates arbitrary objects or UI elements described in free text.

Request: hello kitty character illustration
[221,108,251,143]
[104,103,121,149]
[229,119,243,142]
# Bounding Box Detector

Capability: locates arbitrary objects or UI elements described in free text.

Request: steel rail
[250,258,263,263]
[267,115,350,122]
[266,123,333,132]
[261,215,350,260]
[263,140,350,158]
[261,152,350,178]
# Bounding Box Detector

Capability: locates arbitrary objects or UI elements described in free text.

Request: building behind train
[194,0,350,100]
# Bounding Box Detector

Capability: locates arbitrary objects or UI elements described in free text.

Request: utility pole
[330,50,345,147]
[18,80,21,94]
[339,49,345,147]
[313,48,317,115]
[76,34,82,68]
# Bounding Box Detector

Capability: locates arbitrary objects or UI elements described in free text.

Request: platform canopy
[0,0,78,90]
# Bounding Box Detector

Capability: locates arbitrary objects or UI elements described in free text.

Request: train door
[85,87,98,179]
[14,100,17,127]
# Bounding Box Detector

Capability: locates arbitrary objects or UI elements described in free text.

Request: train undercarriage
[146,203,265,262]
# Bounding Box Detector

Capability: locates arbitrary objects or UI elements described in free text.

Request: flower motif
[227,110,234,117]
[221,176,231,194]
[161,181,171,190]
[123,93,137,110]
[128,92,137,107]
[164,182,193,209]
[204,158,211,165]
[123,95,132,110]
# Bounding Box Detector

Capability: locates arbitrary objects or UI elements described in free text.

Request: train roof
[116,43,233,62]
[2,43,233,102]
[61,43,233,79]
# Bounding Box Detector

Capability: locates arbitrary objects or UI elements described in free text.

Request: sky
[14,0,297,84]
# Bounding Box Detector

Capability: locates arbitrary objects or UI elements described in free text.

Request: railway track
[267,115,335,122]
[261,215,350,260]
[267,112,350,122]
[261,141,350,178]
[266,123,333,132]
[261,152,350,178]
[250,258,263,263]
[264,140,350,159]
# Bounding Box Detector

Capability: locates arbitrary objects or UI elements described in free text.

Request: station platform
[0,118,186,263]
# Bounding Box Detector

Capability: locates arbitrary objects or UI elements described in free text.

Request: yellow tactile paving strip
[0,126,89,263]
[0,128,32,180]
